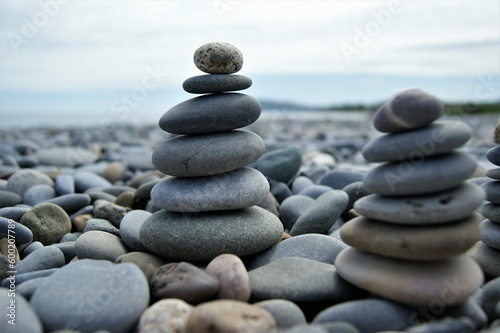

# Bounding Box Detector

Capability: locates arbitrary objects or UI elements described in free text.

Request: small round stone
[373,88,443,133]
[480,203,500,223]
[341,214,480,261]
[0,190,22,208]
[183,74,252,94]
[480,219,500,250]
[152,130,264,177]
[486,168,500,180]
[354,182,485,224]
[16,245,65,274]
[74,171,112,192]
[469,241,500,278]
[119,210,151,252]
[251,146,302,183]
[482,180,500,204]
[254,299,307,329]
[193,42,243,74]
[138,298,194,333]
[363,152,477,196]
[206,254,251,302]
[362,121,472,162]
[486,145,500,165]
[75,230,128,261]
[6,169,54,196]
[0,217,33,245]
[151,167,269,212]
[335,247,483,306]
[54,174,75,195]
[20,203,71,245]
[159,93,261,135]
[279,195,315,231]
[40,193,92,214]
[83,218,120,236]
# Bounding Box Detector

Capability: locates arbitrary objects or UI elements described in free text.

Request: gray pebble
[119,210,151,252]
[469,241,500,278]
[17,246,65,274]
[486,168,500,180]
[0,217,33,245]
[481,219,500,250]
[251,146,302,183]
[83,218,120,236]
[60,232,81,242]
[279,195,315,230]
[0,206,30,220]
[35,147,97,167]
[319,170,365,190]
[254,299,307,328]
[20,203,71,245]
[93,199,130,227]
[271,181,293,203]
[21,241,44,257]
[52,241,76,263]
[74,171,112,192]
[482,180,500,204]
[40,193,91,214]
[17,276,47,300]
[6,169,54,196]
[23,184,56,206]
[486,145,500,166]
[16,155,39,168]
[299,185,334,199]
[75,230,128,261]
[183,74,252,94]
[0,190,22,208]
[480,203,500,223]
[193,42,243,74]
[291,176,314,194]
[0,287,43,332]
[341,181,371,214]
[55,174,75,195]
[1,268,58,287]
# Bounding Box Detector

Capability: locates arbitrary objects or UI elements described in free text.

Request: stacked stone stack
[470,136,500,277]
[335,88,485,307]
[139,42,284,262]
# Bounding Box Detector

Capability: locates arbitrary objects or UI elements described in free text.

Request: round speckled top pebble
[193,42,243,74]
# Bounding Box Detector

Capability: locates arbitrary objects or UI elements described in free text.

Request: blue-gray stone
[151,167,269,212]
[35,147,97,167]
[60,232,81,242]
[254,299,307,329]
[319,170,365,190]
[6,169,54,196]
[69,205,93,221]
[270,182,293,203]
[363,152,477,196]
[16,246,65,274]
[480,203,500,223]
[291,176,314,194]
[290,190,349,236]
[341,181,371,214]
[482,180,500,204]
[0,206,30,220]
[279,195,315,231]
[469,241,500,278]
[55,174,75,195]
[251,146,302,183]
[15,155,39,168]
[480,219,500,250]
[159,93,261,135]
[23,184,56,206]
[0,287,43,333]
[183,74,252,94]
[486,168,500,180]
[0,190,22,208]
[140,206,283,262]
[1,268,58,288]
[0,217,33,245]
[486,146,500,166]
[30,259,149,333]
[83,218,120,236]
[362,121,471,162]
[17,277,47,300]
[75,230,128,261]
[21,241,44,257]
[298,185,334,199]
[246,234,347,270]
[152,130,265,177]
[74,171,112,192]
[119,210,151,252]
[40,193,91,214]
[52,241,76,263]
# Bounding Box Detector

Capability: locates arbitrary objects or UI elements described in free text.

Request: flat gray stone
[23,184,56,206]
[159,93,261,135]
[291,176,314,194]
[249,257,365,302]
[469,241,500,278]
[487,168,500,180]
[354,182,485,224]
[75,230,128,261]
[183,74,252,94]
[151,167,269,212]
[140,206,283,262]
[152,130,264,177]
[0,217,32,245]
[74,171,112,192]
[30,259,149,333]
[298,185,333,199]
[39,193,91,214]
[318,170,365,190]
[6,169,54,196]
[0,190,22,208]
[279,195,315,231]
[486,145,500,165]
[482,180,500,204]
[246,234,346,270]
[254,299,307,329]
[36,147,97,167]
[362,121,471,162]
[119,210,151,252]
[54,174,75,195]
[83,218,120,236]
[251,146,302,183]
[290,190,348,236]
[480,203,500,223]
[16,246,65,274]
[480,219,500,250]
[373,88,443,133]
[363,152,477,196]
[0,287,43,333]
[193,42,243,74]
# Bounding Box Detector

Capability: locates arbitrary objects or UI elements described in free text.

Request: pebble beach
[1,42,500,333]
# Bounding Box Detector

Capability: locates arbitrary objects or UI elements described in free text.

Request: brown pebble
[0,238,19,263]
[73,214,92,232]
[115,191,136,209]
[115,252,167,280]
[280,232,292,241]
[206,254,250,302]
[102,161,126,183]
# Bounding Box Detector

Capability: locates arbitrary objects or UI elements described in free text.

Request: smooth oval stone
[341,214,480,261]
[469,241,500,278]
[486,146,500,165]
[290,190,349,236]
[140,206,283,262]
[17,276,47,299]
[298,185,334,199]
[119,210,151,252]
[271,182,293,203]
[0,190,22,208]
[151,167,269,212]
[251,146,302,183]
[407,317,475,333]
[23,184,56,206]
[183,74,252,94]
[83,218,120,236]
[39,193,91,214]
[480,219,500,250]
[249,257,366,302]
[74,171,112,192]
[336,247,483,306]
[102,161,127,183]
[246,234,346,271]
[30,259,149,332]
[1,268,58,288]
[363,152,477,196]
[254,299,307,329]
[478,277,500,322]
[54,174,75,195]
[0,288,43,333]
[279,195,315,231]
[319,170,365,190]
[159,93,261,135]
[20,203,71,245]
[206,254,250,301]
[373,88,443,133]
[184,300,276,333]
[480,203,500,223]
[486,168,500,180]
[362,121,472,162]
[138,298,193,333]
[341,181,371,214]
[193,42,243,74]
[52,241,76,263]
[482,180,500,204]
[354,182,485,224]
[93,199,131,227]
[6,169,54,196]
[114,191,135,208]
[312,299,414,333]
[291,176,315,194]
[35,147,97,167]
[152,130,264,177]
[75,230,128,261]
[151,262,219,303]
[115,252,167,281]
[16,246,65,274]
[21,241,43,257]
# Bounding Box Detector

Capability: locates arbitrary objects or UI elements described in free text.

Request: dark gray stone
[20,203,71,245]
[119,210,151,252]
[74,171,112,192]
[0,287,43,333]
[1,268,58,288]
[93,199,130,227]
[341,181,371,214]
[482,180,500,204]
[23,184,56,206]
[469,241,500,278]
[40,193,91,214]
[52,241,76,263]
[0,217,32,245]
[246,234,346,270]
[152,130,264,177]
[135,179,161,200]
[75,230,128,261]
[291,176,314,194]
[151,167,269,212]
[60,232,81,242]
[159,93,261,135]
[16,246,65,274]
[16,155,39,168]
[319,170,365,190]
[30,259,149,333]
[373,88,443,133]
[0,190,22,208]
[407,317,475,333]
[363,152,477,196]
[299,185,334,199]
[478,276,500,322]
[480,203,500,223]
[362,121,471,162]
[6,169,54,196]
[279,195,315,231]
[486,146,500,165]
[193,42,243,74]
[481,219,500,250]
[254,299,307,328]
[17,276,47,300]
[83,218,120,236]
[183,74,252,93]
[54,174,75,195]
[251,146,302,183]
[140,206,283,262]
[271,181,293,203]
[0,207,29,221]
[21,241,44,257]
[486,168,500,180]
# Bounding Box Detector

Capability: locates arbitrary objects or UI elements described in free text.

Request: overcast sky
[0,0,499,124]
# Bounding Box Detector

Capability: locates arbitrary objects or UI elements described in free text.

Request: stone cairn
[470,125,500,277]
[139,42,283,262]
[335,88,485,307]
